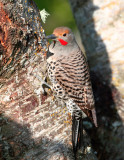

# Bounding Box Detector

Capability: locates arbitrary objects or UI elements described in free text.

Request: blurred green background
[33,0,83,49]
[33,0,76,34]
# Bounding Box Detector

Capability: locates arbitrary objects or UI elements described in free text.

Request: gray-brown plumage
[46,27,97,158]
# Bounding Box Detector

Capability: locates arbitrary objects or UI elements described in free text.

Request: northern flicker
[45,27,97,157]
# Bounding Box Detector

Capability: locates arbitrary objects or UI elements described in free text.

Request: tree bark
[69,0,124,159]
[0,0,98,160]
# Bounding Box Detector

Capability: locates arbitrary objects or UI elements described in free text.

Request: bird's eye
[63,33,66,36]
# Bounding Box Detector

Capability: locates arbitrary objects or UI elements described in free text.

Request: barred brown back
[55,50,94,110]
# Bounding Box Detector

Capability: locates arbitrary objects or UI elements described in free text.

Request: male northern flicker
[45,27,97,157]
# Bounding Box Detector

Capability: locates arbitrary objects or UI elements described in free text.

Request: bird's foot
[34,74,51,95]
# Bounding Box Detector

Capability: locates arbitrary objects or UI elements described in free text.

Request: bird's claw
[34,74,51,95]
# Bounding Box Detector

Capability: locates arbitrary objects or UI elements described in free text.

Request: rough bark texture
[69,0,124,160]
[0,0,98,160]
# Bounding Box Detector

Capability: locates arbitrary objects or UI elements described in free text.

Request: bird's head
[45,27,75,46]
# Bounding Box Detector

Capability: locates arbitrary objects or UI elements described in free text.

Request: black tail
[72,112,83,159]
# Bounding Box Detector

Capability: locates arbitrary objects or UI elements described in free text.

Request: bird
[45,26,97,158]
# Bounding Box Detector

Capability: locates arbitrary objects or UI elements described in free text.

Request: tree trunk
[69,0,124,160]
[0,0,98,159]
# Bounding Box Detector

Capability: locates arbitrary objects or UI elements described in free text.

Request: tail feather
[72,112,83,158]
[79,115,83,148]
[91,108,98,127]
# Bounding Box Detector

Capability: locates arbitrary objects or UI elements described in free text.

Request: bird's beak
[45,34,57,40]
